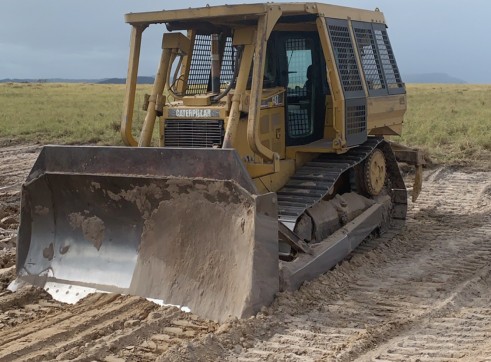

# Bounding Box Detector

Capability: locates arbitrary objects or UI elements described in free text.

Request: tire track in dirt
[0,144,40,249]
[2,295,153,361]
[157,168,491,361]
[1,294,132,347]
[0,284,52,314]
[356,263,491,361]
[0,291,217,362]
[0,144,39,188]
[66,306,216,362]
[1,144,490,361]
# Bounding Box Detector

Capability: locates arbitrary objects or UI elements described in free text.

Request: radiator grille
[164,120,224,148]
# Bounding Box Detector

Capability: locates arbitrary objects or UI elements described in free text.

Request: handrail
[121,25,146,146]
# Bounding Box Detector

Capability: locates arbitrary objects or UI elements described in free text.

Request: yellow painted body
[120,3,408,193]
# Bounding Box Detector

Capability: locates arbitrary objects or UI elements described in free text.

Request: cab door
[275,32,327,146]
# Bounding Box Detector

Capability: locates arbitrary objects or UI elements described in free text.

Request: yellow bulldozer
[12,3,424,322]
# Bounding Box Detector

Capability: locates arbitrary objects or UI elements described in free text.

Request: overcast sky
[1,0,490,83]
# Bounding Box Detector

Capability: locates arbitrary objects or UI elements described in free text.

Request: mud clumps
[0,249,16,269]
[69,213,105,250]
[42,243,54,261]
[0,204,19,250]
[128,179,274,323]
[130,194,250,320]
[118,183,166,219]
[0,265,16,291]
[0,213,18,250]
[33,205,49,216]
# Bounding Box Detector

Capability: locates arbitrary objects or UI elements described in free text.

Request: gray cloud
[1,0,490,83]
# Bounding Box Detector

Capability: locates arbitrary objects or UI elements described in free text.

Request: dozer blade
[13,146,279,322]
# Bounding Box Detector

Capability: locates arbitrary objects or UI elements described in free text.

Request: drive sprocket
[362,148,386,196]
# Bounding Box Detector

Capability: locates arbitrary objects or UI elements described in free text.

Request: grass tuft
[0,82,489,166]
[0,83,151,145]
[395,84,491,166]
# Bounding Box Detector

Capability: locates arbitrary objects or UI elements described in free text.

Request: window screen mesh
[327,24,363,93]
[375,29,403,90]
[287,109,311,137]
[220,37,235,86]
[286,38,309,98]
[186,35,211,95]
[186,35,235,95]
[285,38,313,138]
[353,28,385,91]
[346,104,366,136]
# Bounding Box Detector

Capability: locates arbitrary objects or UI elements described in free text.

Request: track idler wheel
[359,148,386,196]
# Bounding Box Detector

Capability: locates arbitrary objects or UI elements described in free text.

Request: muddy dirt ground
[0,144,490,362]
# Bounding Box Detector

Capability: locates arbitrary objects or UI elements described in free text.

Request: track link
[277,137,407,232]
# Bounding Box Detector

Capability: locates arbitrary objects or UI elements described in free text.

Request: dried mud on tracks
[0,144,490,361]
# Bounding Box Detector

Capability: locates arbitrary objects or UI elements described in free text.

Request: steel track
[277,137,407,232]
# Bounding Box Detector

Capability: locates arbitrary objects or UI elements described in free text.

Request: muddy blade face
[16,146,279,322]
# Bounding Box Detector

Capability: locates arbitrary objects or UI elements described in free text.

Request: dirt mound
[0,144,39,253]
[0,145,490,361]
[156,168,491,361]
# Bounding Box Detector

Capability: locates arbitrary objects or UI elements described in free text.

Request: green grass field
[0,82,489,165]
[397,84,491,165]
[0,83,152,146]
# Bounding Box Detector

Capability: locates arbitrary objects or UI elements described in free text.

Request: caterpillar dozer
[11,3,424,322]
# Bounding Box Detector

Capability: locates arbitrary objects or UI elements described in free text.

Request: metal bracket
[278,222,313,255]
[389,141,425,202]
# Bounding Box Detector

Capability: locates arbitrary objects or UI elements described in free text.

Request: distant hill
[1,73,466,85]
[404,73,466,84]
[0,76,155,84]
[0,78,99,84]
[97,76,154,84]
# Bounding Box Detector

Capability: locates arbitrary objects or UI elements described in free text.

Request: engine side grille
[164,120,224,148]
[346,104,366,135]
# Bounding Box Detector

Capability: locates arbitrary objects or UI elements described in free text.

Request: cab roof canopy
[125,2,386,31]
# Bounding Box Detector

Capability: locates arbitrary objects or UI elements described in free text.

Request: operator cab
[268,32,328,146]
[259,31,329,146]
[180,30,329,148]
